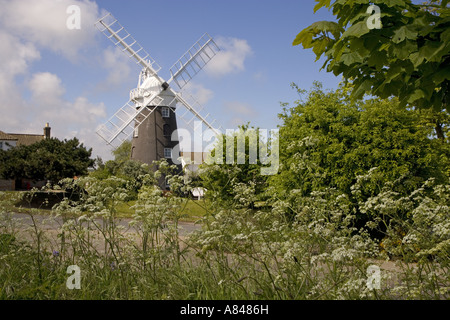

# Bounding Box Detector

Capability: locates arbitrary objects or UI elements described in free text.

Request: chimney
[44,123,51,139]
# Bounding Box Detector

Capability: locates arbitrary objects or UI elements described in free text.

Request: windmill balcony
[130,88,146,101]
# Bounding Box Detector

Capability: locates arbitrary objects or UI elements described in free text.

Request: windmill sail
[95,12,222,154]
[169,89,222,136]
[96,95,164,147]
[95,13,161,75]
[168,33,220,89]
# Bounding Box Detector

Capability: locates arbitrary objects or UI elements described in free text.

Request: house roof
[9,133,45,146]
[0,130,17,141]
[0,130,44,146]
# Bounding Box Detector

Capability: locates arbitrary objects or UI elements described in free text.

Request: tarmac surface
[2,212,202,237]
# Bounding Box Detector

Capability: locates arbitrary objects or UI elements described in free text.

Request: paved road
[2,212,202,236]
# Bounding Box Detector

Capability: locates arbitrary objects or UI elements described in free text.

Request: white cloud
[29,72,66,106]
[223,101,258,128]
[27,71,106,130]
[253,71,268,82]
[96,46,135,90]
[0,29,41,128]
[205,37,253,77]
[26,72,108,158]
[0,70,108,159]
[0,0,115,160]
[224,101,258,116]
[0,0,100,61]
[0,31,41,77]
[183,82,214,106]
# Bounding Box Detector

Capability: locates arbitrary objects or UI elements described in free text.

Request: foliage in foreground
[293,0,449,140]
[0,137,94,184]
[0,160,448,300]
[269,82,449,236]
[197,124,274,208]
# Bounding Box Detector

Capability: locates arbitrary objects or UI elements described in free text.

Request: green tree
[90,140,140,180]
[112,140,132,164]
[89,140,152,198]
[293,0,450,140]
[198,124,271,208]
[269,82,449,221]
[0,137,94,183]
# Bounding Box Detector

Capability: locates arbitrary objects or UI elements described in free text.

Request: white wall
[0,140,16,151]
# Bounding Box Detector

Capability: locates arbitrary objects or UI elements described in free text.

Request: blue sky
[0,0,343,160]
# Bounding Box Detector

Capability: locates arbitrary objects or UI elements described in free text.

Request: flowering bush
[0,157,448,299]
[355,174,450,262]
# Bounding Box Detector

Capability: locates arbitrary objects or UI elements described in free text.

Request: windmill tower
[130,75,179,169]
[95,13,222,188]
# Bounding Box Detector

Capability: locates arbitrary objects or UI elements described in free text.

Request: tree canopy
[269,82,449,220]
[112,140,132,164]
[0,137,94,183]
[293,0,450,139]
[198,124,272,207]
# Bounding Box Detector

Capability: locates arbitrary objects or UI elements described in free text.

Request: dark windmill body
[95,13,221,190]
[131,104,179,167]
[130,76,180,171]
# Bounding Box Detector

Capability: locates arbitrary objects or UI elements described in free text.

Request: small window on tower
[164,148,172,159]
[134,127,139,138]
[162,107,170,118]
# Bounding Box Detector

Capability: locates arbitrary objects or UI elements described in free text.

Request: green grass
[0,191,18,203]
[178,198,209,222]
[0,191,46,214]
[114,200,136,218]
[2,185,447,301]
[2,191,208,222]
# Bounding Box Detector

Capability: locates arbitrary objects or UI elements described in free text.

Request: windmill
[94,12,222,187]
